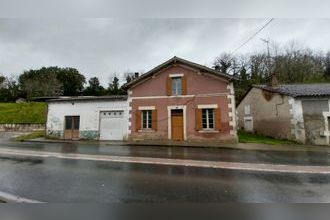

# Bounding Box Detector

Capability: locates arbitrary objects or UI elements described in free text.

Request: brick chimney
[266,73,279,88]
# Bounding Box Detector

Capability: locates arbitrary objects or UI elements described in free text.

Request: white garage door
[100,111,125,140]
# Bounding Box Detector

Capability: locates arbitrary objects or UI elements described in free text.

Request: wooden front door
[64,116,80,140]
[171,110,184,141]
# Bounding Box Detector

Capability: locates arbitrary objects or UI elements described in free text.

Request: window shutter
[166,77,172,96]
[135,110,141,131]
[195,108,202,131]
[182,75,187,95]
[215,108,222,131]
[152,109,157,131]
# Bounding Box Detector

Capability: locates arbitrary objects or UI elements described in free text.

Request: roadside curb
[23,138,330,153]
[0,147,330,174]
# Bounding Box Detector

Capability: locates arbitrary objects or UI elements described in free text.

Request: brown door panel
[64,130,72,140]
[171,112,184,141]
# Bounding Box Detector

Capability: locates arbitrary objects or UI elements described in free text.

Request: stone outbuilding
[46,96,129,140]
[237,84,330,146]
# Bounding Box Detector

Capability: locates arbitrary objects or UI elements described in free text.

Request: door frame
[167,105,187,140]
[64,115,80,140]
[243,116,254,132]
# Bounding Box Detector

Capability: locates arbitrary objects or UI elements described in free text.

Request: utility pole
[261,38,272,85]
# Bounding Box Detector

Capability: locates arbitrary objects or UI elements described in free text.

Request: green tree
[0,75,5,85]
[108,76,121,95]
[324,52,330,80]
[56,67,86,96]
[19,66,86,99]
[213,53,232,74]
[83,77,105,96]
[0,76,21,102]
[18,67,62,100]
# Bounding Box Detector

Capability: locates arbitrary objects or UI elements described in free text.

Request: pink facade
[127,57,237,143]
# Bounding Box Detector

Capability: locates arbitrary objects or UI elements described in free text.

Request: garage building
[237,83,330,146]
[46,96,129,140]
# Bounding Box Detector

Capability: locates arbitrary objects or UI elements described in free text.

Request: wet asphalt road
[0,133,330,202]
[0,155,330,202]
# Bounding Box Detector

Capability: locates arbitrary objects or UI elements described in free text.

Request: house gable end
[129,64,230,97]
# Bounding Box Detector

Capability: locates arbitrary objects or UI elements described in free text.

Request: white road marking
[0,191,41,203]
[0,147,329,174]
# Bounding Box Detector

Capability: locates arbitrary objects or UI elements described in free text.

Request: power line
[231,18,274,55]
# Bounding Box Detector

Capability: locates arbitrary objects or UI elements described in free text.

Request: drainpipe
[275,95,285,116]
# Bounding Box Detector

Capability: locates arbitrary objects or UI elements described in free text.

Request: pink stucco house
[124,56,238,144]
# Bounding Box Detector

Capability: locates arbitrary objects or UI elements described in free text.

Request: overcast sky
[1,18,330,85]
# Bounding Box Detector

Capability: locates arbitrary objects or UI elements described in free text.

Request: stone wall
[0,123,45,132]
[237,87,293,140]
[301,98,330,145]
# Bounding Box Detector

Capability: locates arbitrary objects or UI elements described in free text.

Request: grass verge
[0,102,47,124]
[13,131,45,142]
[238,130,298,145]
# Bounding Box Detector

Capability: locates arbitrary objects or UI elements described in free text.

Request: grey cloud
[1,18,330,85]
[1,0,330,18]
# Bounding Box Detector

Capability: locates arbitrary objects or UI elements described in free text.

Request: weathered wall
[47,100,129,140]
[288,98,306,143]
[129,64,236,143]
[301,98,330,145]
[237,88,293,140]
[0,123,45,132]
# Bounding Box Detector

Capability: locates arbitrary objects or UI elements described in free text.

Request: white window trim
[244,105,251,115]
[169,73,184,78]
[198,130,219,133]
[141,110,152,130]
[171,77,183,96]
[198,104,218,109]
[138,106,155,110]
[202,109,215,130]
[167,105,187,140]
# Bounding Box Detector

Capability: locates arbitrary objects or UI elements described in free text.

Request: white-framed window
[202,109,215,130]
[142,110,152,129]
[172,77,182,96]
[244,105,251,115]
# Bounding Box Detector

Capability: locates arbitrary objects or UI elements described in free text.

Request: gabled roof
[253,84,330,98]
[123,56,238,89]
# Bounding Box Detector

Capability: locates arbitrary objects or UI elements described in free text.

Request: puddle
[0,156,44,165]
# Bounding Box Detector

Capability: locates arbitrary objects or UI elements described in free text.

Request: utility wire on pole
[261,38,271,78]
[231,18,274,56]
[215,18,274,77]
